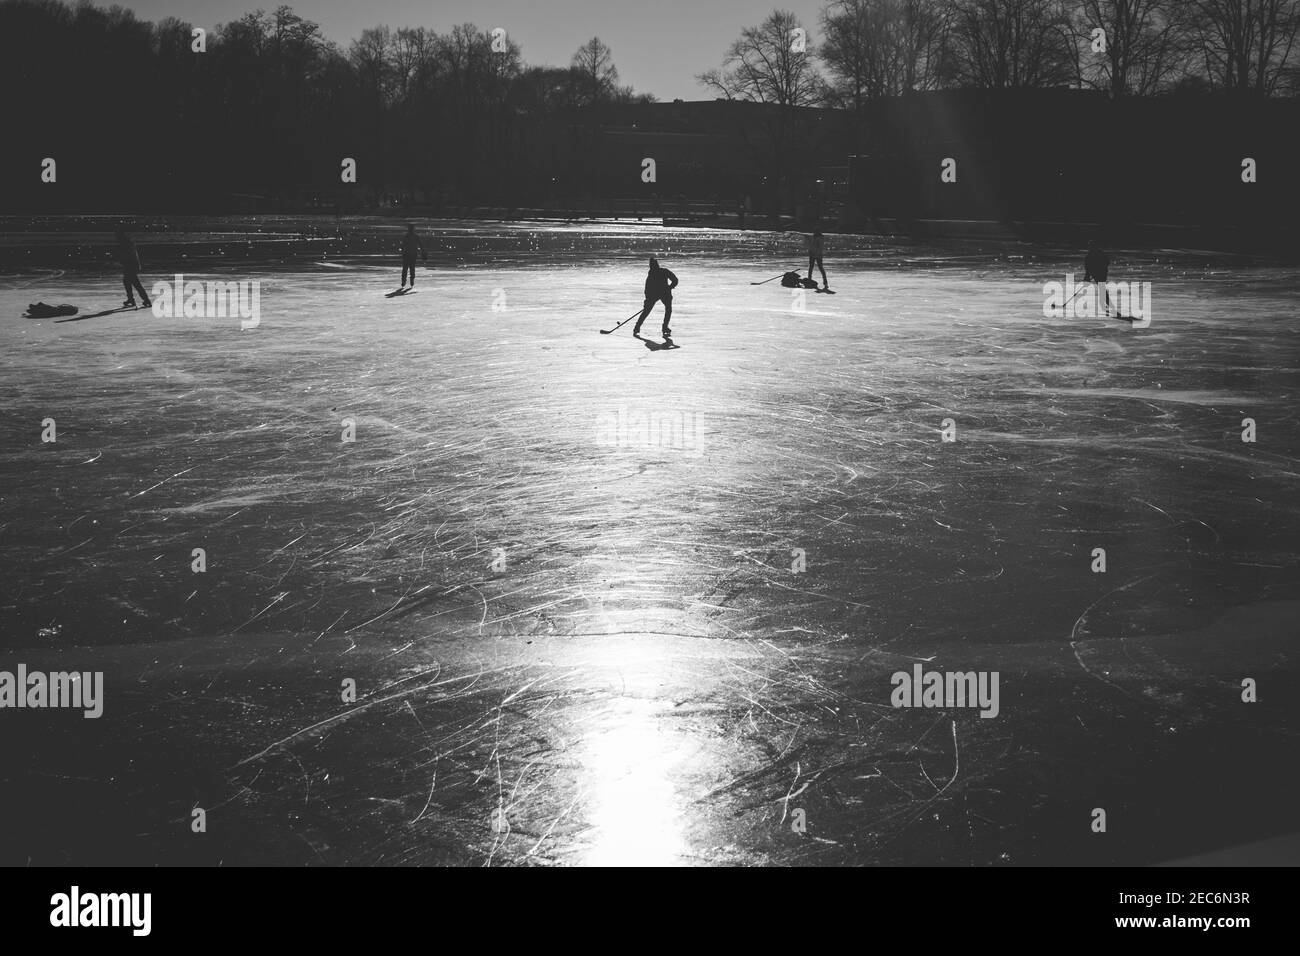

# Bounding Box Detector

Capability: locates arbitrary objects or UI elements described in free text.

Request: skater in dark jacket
[807,229,828,289]
[634,257,678,338]
[114,231,151,308]
[400,224,427,288]
[1084,240,1112,315]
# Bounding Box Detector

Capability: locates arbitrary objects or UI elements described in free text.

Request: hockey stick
[599,308,643,335]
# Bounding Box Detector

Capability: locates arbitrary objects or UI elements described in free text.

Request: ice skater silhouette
[1084,240,1111,315]
[114,231,151,308]
[633,257,678,339]
[807,229,828,290]
[401,224,427,288]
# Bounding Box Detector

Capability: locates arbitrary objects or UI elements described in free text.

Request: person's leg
[661,297,673,336]
[133,274,151,305]
[122,273,135,304]
[632,298,653,334]
[816,257,828,287]
[807,255,815,280]
[407,256,417,287]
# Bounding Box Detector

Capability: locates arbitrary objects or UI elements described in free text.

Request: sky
[124,0,831,102]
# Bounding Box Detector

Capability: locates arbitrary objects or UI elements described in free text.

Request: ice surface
[1,222,1297,865]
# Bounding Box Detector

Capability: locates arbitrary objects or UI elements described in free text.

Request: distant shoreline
[0,213,1295,267]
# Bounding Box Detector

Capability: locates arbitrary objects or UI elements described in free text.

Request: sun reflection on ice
[581,697,688,867]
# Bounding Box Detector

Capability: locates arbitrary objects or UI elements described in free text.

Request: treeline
[0,1,650,210]
[819,0,1300,102]
[0,0,1296,214]
[708,0,1300,110]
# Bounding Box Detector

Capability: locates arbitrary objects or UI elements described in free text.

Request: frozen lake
[1,221,1297,865]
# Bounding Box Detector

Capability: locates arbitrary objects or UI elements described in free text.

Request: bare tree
[698,9,827,106]
[389,27,431,105]
[570,36,620,105]
[1190,0,1300,94]
[438,24,520,111]
[945,0,1076,88]
[349,26,394,105]
[820,0,950,109]
[820,0,874,107]
[898,0,952,90]
[1072,0,1193,97]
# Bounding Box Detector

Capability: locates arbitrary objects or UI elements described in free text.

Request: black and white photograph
[0,0,1297,924]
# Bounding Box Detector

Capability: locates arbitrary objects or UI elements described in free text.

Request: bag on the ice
[24,302,78,318]
[779,272,819,289]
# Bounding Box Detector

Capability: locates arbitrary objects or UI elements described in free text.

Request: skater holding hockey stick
[633,257,678,339]
[1084,240,1112,315]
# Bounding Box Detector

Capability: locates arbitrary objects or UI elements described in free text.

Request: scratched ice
[1,223,1297,865]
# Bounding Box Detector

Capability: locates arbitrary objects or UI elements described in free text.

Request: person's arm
[420,236,427,260]
[666,269,678,289]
